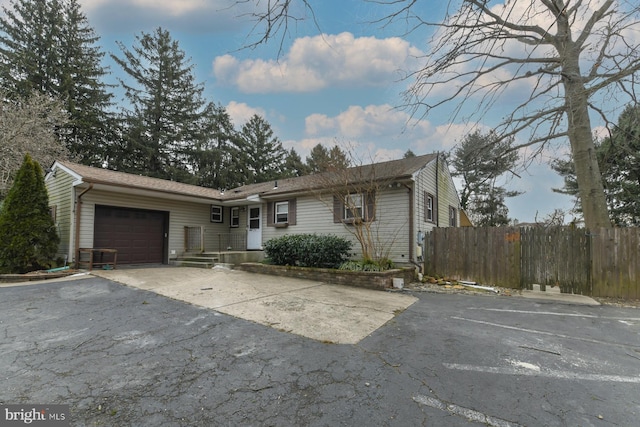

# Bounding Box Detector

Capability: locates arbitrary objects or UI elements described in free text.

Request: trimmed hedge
[264,234,351,268]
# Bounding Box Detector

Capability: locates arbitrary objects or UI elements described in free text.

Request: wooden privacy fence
[424,226,640,299]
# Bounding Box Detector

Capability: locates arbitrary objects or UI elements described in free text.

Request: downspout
[403,182,423,274]
[74,184,93,268]
[435,152,440,227]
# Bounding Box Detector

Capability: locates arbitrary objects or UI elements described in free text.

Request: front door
[247,205,262,250]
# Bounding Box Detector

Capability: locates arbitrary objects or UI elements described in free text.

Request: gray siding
[413,156,460,236]
[75,190,227,262]
[261,187,412,263]
[45,169,75,262]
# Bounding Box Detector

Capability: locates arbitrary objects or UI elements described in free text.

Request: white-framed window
[275,201,289,223]
[449,206,457,227]
[230,207,240,228]
[210,205,223,223]
[344,193,364,220]
[425,192,435,222]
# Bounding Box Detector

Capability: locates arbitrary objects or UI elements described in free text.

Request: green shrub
[0,154,60,273]
[264,234,351,268]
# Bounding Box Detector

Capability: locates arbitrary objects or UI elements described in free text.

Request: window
[267,199,296,227]
[449,206,457,227]
[344,193,363,220]
[333,192,374,223]
[424,192,435,222]
[49,205,57,222]
[275,201,289,224]
[230,207,240,228]
[210,205,223,223]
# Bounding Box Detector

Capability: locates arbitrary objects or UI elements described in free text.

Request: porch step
[171,260,216,269]
[171,254,220,269]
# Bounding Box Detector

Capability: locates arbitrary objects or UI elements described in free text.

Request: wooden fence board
[425,226,639,299]
[590,228,640,299]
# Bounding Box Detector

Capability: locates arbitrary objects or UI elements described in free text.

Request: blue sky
[6,0,599,223]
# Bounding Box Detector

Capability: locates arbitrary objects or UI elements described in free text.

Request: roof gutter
[74,183,93,268]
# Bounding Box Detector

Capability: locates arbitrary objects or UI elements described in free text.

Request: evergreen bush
[264,234,351,268]
[0,154,60,273]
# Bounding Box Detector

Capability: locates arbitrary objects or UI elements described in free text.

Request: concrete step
[170,260,215,269]
[178,256,219,263]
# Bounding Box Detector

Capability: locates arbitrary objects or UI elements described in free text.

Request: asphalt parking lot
[1,273,639,426]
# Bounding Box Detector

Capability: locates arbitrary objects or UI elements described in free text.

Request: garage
[94,205,168,265]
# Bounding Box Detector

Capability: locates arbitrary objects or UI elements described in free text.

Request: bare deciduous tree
[0,91,69,199]
[236,0,640,229]
[310,152,404,264]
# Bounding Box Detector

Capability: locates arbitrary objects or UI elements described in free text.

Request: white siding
[76,189,227,262]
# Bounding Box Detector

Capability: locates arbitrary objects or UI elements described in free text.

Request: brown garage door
[94,205,167,264]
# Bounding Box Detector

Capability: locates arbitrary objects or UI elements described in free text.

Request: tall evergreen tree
[282,148,310,178]
[58,0,113,165]
[306,143,350,173]
[0,154,60,273]
[190,103,240,189]
[0,0,112,165]
[450,130,521,226]
[111,27,207,181]
[236,114,288,184]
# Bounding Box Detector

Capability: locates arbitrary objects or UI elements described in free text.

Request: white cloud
[78,0,257,33]
[306,104,425,139]
[225,101,266,127]
[213,32,422,93]
[298,102,484,159]
[83,0,211,16]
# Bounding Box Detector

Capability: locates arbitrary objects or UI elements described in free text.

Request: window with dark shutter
[268,199,297,227]
[334,192,375,223]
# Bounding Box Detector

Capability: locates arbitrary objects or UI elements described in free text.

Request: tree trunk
[559,19,610,229]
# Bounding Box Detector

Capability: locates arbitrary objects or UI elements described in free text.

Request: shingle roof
[223,153,438,200]
[56,161,222,200]
[54,153,438,202]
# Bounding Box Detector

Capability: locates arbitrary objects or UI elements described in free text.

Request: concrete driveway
[91,267,417,344]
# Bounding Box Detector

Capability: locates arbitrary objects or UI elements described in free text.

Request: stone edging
[236,262,415,291]
[0,271,77,283]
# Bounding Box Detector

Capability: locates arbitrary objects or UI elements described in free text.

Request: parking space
[1,272,638,426]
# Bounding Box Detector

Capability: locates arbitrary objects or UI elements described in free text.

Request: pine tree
[0,154,60,273]
[111,27,207,181]
[58,0,113,165]
[0,0,112,165]
[306,144,350,173]
[282,148,310,177]
[190,103,240,189]
[236,114,288,184]
[450,130,521,226]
